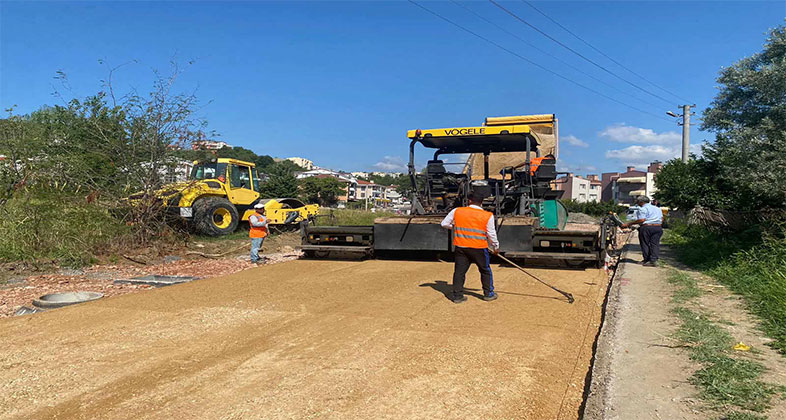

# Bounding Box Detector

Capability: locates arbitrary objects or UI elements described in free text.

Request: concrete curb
[581,238,633,420]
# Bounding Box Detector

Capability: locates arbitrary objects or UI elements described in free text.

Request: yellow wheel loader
[130,158,319,236]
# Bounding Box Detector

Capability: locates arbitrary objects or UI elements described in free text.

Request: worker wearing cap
[621,195,663,267]
[440,193,500,303]
[249,203,268,264]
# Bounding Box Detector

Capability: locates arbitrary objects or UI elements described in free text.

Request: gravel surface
[0,251,301,318]
[1,259,610,420]
[567,212,600,225]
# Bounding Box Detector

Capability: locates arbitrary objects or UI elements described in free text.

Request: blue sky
[2,1,784,175]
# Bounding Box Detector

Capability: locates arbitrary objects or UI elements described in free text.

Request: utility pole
[666,105,695,163]
[681,104,691,163]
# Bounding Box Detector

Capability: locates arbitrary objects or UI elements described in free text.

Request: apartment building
[286,157,315,170]
[553,173,601,203]
[356,180,386,200]
[601,161,663,204]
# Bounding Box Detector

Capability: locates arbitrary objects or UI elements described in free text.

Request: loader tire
[193,197,239,236]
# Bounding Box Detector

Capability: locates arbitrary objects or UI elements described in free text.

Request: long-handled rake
[496,253,575,304]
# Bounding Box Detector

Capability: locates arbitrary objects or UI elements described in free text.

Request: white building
[553,174,601,203]
[287,157,315,170]
[192,140,231,150]
[385,186,404,205]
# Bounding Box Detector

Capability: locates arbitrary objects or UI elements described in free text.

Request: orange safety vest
[249,212,268,238]
[529,156,546,175]
[453,207,492,249]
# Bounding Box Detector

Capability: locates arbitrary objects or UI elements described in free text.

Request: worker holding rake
[441,193,500,303]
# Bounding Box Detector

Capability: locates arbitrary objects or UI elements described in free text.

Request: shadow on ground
[419,280,560,302]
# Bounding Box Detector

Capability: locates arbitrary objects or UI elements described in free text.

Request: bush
[316,209,396,226]
[709,238,786,354]
[0,192,130,267]
[559,199,627,217]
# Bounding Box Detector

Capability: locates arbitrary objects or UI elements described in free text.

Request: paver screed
[0,259,609,420]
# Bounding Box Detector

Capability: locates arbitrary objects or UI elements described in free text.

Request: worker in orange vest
[524,153,555,175]
[440,192,500,303]
[249,203,268,264]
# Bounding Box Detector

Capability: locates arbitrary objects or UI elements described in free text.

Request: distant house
[601,161,663,204]
[356,180,386,201]
[385,186,404,205]
[162,159,195,183]
[553,174,601,203]
[192,140,232,150]
[286,157,315,170]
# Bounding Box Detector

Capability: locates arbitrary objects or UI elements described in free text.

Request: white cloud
[605,144,702,168]
[600,124,681,144]
[563,135,589,148]
[373,156,407,172]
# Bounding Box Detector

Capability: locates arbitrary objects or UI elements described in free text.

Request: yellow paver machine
[301,115,619,267]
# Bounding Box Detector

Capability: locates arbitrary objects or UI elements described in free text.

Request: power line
[488,0,675,106]
[521,0,690,103]
[449,0,662,109]
[407,1,670,122]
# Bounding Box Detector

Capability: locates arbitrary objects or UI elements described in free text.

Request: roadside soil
[585,236,702,420]
[673,260,786,418]
[0,257,609,419]
[0,231,302,318]
[585,235,786,419]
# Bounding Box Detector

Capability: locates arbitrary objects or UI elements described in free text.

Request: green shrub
[710,238,786,354]
[559,199,627,217]
[0,193,130,267]
[316,209,397,226]
[666,221,786,354]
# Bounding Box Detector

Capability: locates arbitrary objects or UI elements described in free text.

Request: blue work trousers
[250,237,265,263]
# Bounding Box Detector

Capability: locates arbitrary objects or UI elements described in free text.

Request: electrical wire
[407,0,671,122]
[489,0,675,106]
[450,0,662,109]
[521,0,691,104]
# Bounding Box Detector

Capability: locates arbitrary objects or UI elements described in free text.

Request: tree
[259,162,299,198]
[700,26,786,209]
[265,159,304,175]
[299,176,344,206]
[655,25,786,211]
[216,145,257,163]
[653,158,732,210]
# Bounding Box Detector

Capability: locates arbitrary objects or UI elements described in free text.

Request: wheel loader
[129,158,319,236]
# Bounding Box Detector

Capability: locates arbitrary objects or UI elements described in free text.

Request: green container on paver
[534,200,568,230]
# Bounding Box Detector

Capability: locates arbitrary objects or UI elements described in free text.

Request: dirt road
[0,259,608,420]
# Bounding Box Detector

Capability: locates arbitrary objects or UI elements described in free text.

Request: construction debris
[114,275,199,287]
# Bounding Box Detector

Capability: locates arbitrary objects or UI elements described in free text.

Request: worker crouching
[249,203,268,264]
[441,193,500,303]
